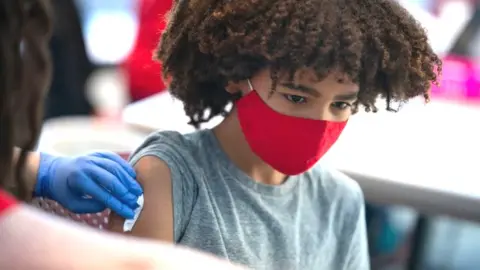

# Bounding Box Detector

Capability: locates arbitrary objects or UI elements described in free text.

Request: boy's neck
[213,109,287,186]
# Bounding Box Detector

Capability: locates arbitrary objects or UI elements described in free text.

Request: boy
[110,0,441,269]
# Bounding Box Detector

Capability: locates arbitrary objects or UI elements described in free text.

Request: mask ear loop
[247,79,254,92]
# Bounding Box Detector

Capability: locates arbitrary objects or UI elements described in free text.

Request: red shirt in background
[123,0,173,101]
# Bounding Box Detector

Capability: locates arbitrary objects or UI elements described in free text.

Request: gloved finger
[70,173,135,219]
[68,199,106,214]
[83,163,139,209]
[90,151,136,177]
[89,152,143,196]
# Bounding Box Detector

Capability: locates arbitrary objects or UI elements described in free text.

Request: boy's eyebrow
[280,82,358,100]
[334,92,358,101]
[279,83,320,97]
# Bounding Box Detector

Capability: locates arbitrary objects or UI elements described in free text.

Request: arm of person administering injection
[109,155,175,242]
[12,148,41,196]
[13,148,143,219]
[0,190,245,270]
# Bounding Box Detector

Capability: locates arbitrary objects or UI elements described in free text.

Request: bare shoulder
[135,155,172,182]
[109,130,207,241]
[109,155,174,242]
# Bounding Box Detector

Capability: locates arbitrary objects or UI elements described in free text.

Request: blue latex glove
[35,152,143,219]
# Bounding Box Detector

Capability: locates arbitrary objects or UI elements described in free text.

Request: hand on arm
[109,156,175,242]
[26,150,143,219]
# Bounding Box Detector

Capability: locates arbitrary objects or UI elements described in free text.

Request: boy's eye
[283,94,307,104]
[331,102,352,110]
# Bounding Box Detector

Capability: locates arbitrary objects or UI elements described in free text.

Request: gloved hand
[35,152,143,219]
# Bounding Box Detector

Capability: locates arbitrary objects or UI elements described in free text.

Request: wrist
[13,149,41,198]
[34,153,57,198]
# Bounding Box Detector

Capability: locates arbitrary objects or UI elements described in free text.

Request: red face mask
[236,84,347,175]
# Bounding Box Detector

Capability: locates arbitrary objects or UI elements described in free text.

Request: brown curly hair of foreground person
[0,0,52,200]
[157,0,442,128]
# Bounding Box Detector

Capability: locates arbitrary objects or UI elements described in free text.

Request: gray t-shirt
[130,129,370,270]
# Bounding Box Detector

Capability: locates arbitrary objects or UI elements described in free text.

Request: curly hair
[0,0,52,200]
[157,0,442,128]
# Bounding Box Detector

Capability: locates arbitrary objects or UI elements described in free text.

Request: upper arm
[109,131,199,242]
[109,155,174,242]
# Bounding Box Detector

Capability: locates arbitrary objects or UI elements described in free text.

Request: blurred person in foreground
[109,0,441,269]
[0,1,243,269]
[11,0,146,220]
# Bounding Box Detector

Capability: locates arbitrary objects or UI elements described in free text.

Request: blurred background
[36,0,480,269]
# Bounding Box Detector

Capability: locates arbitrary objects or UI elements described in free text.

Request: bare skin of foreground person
[0,204,246,270]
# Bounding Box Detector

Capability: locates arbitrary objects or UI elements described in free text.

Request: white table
[123,92,480,222]
[38,116,146,156]
[324,99,480,222]
[122,93,224,134]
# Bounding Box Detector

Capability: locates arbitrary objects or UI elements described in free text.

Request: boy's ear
[225,81,244,95]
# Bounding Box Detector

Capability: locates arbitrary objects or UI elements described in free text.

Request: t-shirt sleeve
[129,131,199,242]
[344,184,370,270]
[0,190,17,215]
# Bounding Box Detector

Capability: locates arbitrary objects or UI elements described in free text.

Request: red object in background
[0,190,17,215]
[123,0,173,101]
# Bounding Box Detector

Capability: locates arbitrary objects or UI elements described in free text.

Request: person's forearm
[0,206,246,270]
[12,147,40,197]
